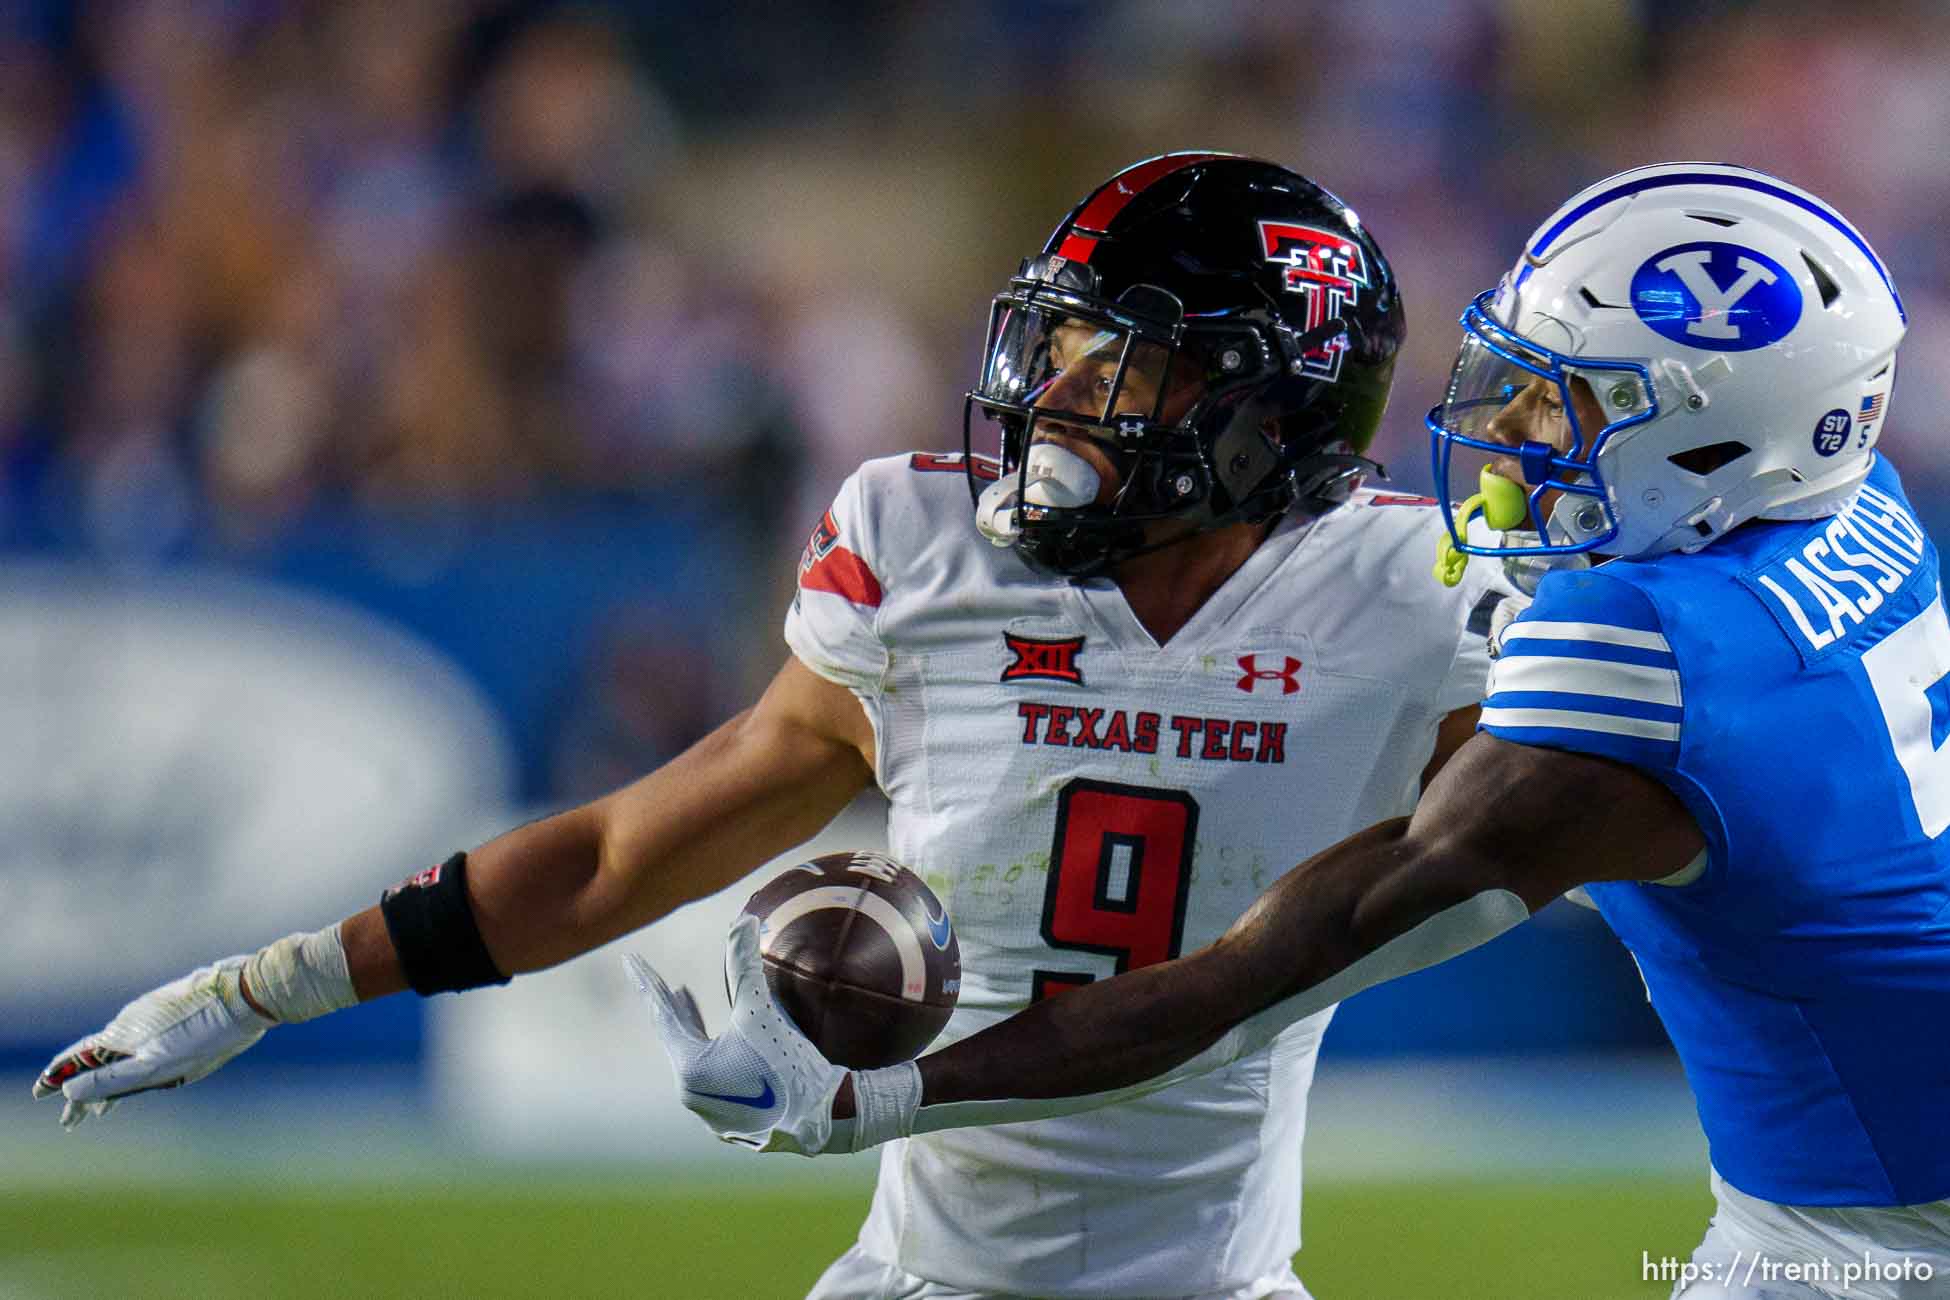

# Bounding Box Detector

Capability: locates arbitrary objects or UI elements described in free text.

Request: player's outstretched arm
[852,732,1704,1142]
[450,654,876,976]
[34,654,876,1129]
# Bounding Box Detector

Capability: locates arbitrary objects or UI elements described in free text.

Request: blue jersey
[1481,455,1950,1207]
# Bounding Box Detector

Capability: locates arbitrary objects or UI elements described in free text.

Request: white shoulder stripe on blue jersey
[1490,654,1682,707]
[1500,620,1672,652]
[1479,706,1681,742]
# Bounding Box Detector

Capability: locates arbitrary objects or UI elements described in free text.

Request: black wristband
[379,852,511,996]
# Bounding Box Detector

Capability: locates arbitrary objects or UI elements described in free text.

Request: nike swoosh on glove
[628,915,845,1156]
[32,955,275,1130]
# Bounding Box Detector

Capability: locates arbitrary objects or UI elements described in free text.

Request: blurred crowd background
[9,9,1940,1288]
[6,0,1949,803]
[5,0,1948,1076]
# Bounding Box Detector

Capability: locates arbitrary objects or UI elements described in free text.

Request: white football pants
[1674,1168,1950,1300]
[805,1244,1314,1300]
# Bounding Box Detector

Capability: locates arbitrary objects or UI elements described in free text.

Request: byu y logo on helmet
[1630,242,1802,351]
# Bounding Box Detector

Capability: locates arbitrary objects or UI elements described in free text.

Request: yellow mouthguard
[1434,469,1530,587]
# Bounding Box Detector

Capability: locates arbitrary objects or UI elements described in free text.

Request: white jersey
[785,452,1502,1298]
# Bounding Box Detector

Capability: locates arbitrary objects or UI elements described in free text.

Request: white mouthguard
[975,477,1022,546]
[1023,442,1101,508]
[974,442,1103,547]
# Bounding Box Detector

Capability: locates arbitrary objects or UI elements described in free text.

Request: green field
[0,1174,1710,1299]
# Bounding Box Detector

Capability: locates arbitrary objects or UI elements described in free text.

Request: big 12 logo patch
[1259,221,1369,381]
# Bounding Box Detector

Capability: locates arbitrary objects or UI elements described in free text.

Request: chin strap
[1282,454,1383,526]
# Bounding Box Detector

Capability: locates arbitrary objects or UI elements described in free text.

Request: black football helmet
[963,151,1405,577]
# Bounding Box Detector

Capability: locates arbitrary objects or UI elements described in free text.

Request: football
[740,850,961,1069]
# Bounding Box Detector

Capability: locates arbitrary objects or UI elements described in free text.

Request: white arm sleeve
[900,887,1530,1138]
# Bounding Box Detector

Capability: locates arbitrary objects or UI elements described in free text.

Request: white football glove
[627,915,845,1156]
[1487,591,1531,659]
[32,955,275,1131]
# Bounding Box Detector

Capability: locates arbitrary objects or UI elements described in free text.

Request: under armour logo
[1236,654,1301,694]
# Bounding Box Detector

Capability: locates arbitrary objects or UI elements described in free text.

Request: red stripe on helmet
[1058,152,1232,264]
[1056,232,1098,261]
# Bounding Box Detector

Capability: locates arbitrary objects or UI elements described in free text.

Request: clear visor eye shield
[1425,289,1658,581]
[961,268,1201,547]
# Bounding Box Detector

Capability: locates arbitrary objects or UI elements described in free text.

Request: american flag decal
[1861,393,1886,421]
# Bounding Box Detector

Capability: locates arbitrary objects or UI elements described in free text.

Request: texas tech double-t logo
[1259,221,1369,381]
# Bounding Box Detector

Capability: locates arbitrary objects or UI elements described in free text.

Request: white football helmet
[1429,162,1907,560]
